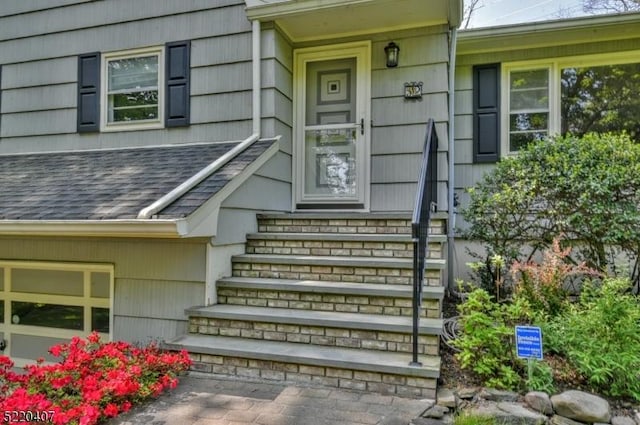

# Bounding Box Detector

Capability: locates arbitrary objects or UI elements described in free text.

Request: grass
[454,412,502,425]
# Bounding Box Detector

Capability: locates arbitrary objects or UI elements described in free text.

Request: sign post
[515,326,543,390]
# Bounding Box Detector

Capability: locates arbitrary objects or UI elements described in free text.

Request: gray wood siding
[0,236,206,344]
[452,33,640,233]
[370,28,450,212]
[453,38,640,179]
[0,1,258,152]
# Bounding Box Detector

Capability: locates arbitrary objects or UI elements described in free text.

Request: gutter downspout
[206,19,262,306]
[447,27,458,293]
[137,20,263,220]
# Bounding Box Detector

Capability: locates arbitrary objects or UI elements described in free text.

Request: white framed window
[0,261,114,366]
[502,51,640,155]
[102,46,164,131]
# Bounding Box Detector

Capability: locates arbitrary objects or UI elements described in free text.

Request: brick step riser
[188,353,437,398]
[232,263,442,286]
[217,287,440,318]
[189,318,439,356]
[257,218,445,236]
[245,239,443,260]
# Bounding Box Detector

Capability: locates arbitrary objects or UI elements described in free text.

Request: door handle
[359,118,364,135]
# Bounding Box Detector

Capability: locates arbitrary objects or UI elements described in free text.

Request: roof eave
[457,12,640,54]
[0,219,189,239]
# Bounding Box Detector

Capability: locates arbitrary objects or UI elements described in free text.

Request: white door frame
[292,41,371,210]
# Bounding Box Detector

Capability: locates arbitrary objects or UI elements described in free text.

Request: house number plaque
[404,81,423,99]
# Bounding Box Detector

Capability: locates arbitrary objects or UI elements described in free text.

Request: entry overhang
[245,0,462,42]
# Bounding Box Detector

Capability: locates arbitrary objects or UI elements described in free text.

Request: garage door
[0,261,113,367]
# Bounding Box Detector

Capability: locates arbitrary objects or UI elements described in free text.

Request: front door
[294,42,371,209]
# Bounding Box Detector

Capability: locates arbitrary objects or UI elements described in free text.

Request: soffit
[245,0,462,42]
[457,12,640,55]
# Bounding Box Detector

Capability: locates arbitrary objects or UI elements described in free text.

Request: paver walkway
[110,373,433,425]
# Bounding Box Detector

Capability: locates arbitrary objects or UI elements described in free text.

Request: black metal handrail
[410,118,438,366]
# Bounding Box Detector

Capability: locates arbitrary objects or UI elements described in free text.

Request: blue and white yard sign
[515,326,543,360]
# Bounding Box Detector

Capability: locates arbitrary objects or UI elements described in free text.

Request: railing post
[409,118,437,368]
[410,236,422,367]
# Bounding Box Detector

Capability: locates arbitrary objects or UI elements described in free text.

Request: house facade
[0,0,458,395]
[0,0,638,395]
[452,12,640,274]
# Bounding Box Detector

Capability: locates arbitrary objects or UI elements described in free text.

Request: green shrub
[510,237,601,319]
[542,278,640,400]
[452,289,532,390]
[525,360,555,394]
[461,132,640,289]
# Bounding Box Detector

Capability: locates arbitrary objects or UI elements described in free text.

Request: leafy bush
[542,278,640,400]
[525,360,555,394]
[452,289,532,390]
[462,132,640,289]
[0,332,191,425]
[510,237,602,318]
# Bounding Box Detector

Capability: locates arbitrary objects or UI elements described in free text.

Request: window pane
[510,89,548,110]
[509,69,550,152]
[112,91,158,108]
[510,113,549,132]
[91,272,110,299]
[0,301,4,324]
[108,56,158,91]
[561,63,640,141]
[510,132,547,152]
[510,69,549,110]
[11,302,83,330]
[107,53,160,124]
[112,105,159,122]
[12,269,83,296]
[91,308,110,333]
[511,69,549,89]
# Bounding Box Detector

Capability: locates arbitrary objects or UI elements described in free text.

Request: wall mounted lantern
[384,42,400,68]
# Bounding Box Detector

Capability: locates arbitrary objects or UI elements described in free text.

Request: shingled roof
[0,139,277,221]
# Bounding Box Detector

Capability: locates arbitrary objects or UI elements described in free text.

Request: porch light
[384,42,400,68]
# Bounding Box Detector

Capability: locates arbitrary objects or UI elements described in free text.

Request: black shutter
[77,53,101,132]
[473,63,500,163]
[165,40,190,127]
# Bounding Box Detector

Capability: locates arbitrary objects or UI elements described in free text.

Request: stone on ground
[551,390,611,423]
[525,391,554,415]
[467,401,547,425]
[423,405,449,419]
[550,415,586,425]
[611,416,637,425]
[479,388,520,402]
[437,388,457,408]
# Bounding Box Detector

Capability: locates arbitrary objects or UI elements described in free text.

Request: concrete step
[164,333,440,398]
[231,254,444,286]
[217,276,445,300]
[187,305,441,356]
[232,254,445,269]
[257,213,446,236]
[245,233,445,259]
[188,305,443,335]
[246,232,447,243]
[217,276,443,318]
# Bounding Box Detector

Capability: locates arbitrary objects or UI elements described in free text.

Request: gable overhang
[457,12,640,55]
[0,219,188,239]
[0,138,281,240]
[245,0,462,42]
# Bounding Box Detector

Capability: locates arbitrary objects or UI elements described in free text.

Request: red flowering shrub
[0,332,191,425]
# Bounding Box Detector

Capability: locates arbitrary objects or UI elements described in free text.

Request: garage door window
[0,262,113,366]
